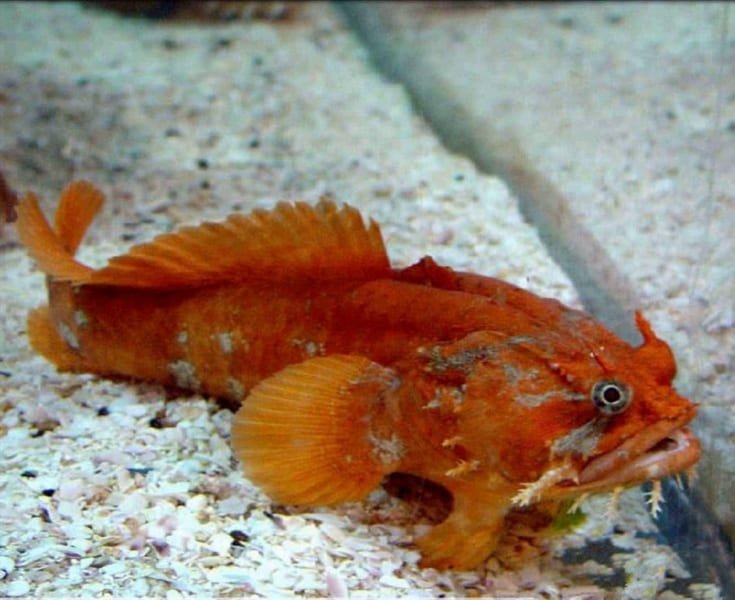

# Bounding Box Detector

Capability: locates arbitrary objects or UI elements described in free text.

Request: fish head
[540,310,700,500]
[430,311,699,502]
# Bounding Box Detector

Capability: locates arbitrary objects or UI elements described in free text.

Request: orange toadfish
[16,181,700,570]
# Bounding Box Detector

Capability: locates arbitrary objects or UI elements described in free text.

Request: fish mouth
[552,418,700,497]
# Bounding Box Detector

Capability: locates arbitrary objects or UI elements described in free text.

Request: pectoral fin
[232,355,401,506]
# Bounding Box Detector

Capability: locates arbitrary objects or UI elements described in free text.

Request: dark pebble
[230,530,251,545]
[162,38,180,50]
[127,466,153,476]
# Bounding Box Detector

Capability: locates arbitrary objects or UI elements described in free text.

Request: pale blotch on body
[423,385,464,410]
[58,322,79,350]
[422,395,442,410]
[217,332,233,354]
[551,416,607,458]
[503,363,541,386]
[291,338,325,358]
[73,310,89,327]
[368,431,405,466]
[515,388,586,408]
[226,377,246,402]
[168,360,200,391]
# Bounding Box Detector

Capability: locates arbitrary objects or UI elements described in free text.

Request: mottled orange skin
[18,185,699,571]
[44,258,565,398]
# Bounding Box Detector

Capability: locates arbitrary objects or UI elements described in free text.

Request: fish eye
[591,379,632,415]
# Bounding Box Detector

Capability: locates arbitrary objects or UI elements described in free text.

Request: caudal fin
[53,181,105,254]
[15,181,103,282]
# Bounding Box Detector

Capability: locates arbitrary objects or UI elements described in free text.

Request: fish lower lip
[573,425,700,490]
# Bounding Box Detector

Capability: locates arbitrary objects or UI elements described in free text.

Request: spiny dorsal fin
[86,198,390,288]
[232,355,400,505]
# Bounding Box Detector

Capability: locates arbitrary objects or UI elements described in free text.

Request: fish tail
[232,355,402,506]
[16,180,103,282]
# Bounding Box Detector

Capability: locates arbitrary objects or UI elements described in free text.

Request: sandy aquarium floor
[0,2,730,599]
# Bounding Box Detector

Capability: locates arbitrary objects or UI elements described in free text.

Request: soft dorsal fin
[86,198,391,288]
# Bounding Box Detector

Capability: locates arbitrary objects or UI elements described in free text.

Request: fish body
[17,181,700,570]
